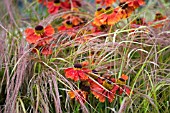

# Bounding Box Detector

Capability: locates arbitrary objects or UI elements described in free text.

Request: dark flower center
[35,25,44,31]
[103,80,113,90]
[54,0,60,4]
[119,78,125,82]
[119,2,128,9]
[100,25,107,29]
[105,6,113,14]
[105,6,111,11]
[155,13,162,20]
[136,18,142,24]
[66,20,72,25]
[97,8,102,11]
[106,79,112,84]
[35,25,44,34]
[74,64,82,68]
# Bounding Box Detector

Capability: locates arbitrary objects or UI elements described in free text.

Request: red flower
[93,0,145,26]
[25,25,54,44]
[149,13,167,28]
[90,78,118,103]
[118,2,135,19]
[57,20,79,38]
[47,0,62,14]
[64,64,90,81]
[116,74,132,95]
[90,74,132,102]
[104,6,122,25]
[93,8,106,26]
[154,13,166,21]
[68,90,88,103]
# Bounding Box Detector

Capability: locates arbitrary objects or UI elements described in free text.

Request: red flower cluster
[38,0,81,14]
[65,62,132,103]
[93,0,145,26]
[89,74,131,103]
[25,25,55,55]
[130,13,167,29]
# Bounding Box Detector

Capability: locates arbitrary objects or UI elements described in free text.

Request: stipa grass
[0,0,170,113]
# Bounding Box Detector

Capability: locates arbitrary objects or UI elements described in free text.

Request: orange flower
[57,20,77,38]
[118,2,135,19]
[116,74,128,85]
[93,8,106,26]
[62,14,85,26]
[116,74,132,95]
[68,90,88,103]
[71,16,84,26]
[93,0,145,26]
[93,6,122,26]
[105,6,122,25]
[47,0,62,14]
[64,64,90,81]
[154,13,166,21]
[25,25,54,44]
[149,13,167,28]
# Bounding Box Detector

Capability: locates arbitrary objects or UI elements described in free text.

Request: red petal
[111,85,119,93]
[57,25,67,31]
[61,1,71,9]
[108,92,115,103]
[65,68,79,81]
[98,91,106,102]
[121,74,128,81]
[78,70,88,81]
[26,34,41,44]
[123,86,132,95]
[45,25,55,36]
[25,28,34,36]
[47,2,60,14]
[119,88,123,95]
